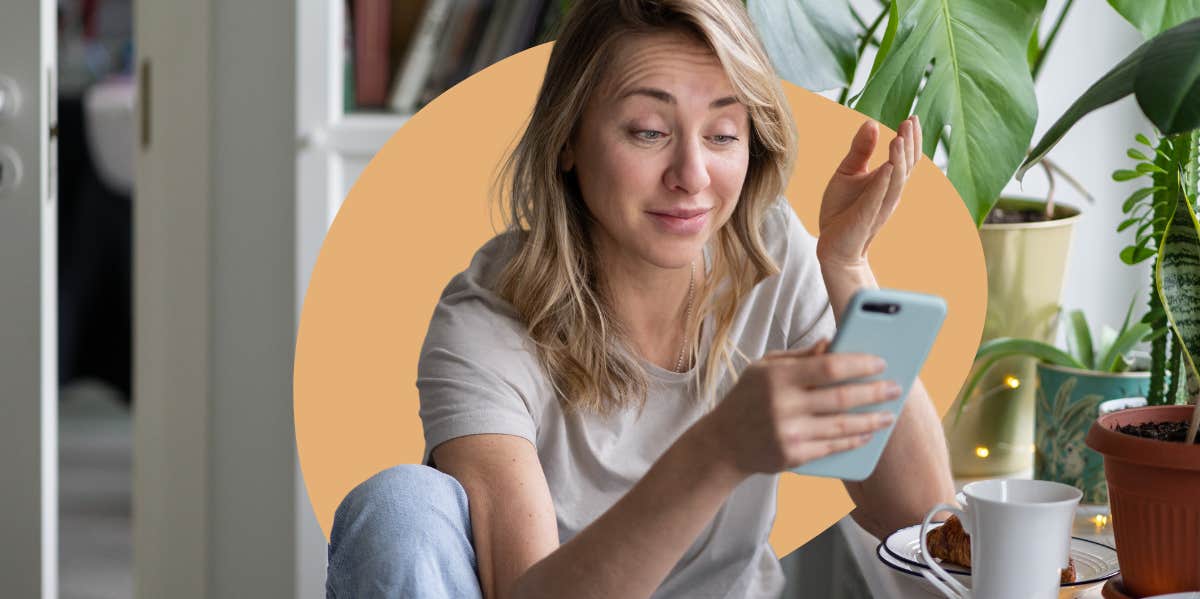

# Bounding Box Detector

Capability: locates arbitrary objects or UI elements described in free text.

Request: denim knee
[326,465,481,599]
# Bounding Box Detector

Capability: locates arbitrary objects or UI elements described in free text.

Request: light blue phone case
[789,288,947,481]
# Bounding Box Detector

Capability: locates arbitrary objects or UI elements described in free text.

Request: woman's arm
[435,346,901,599]
[815,115,955,538]
[433,428,744,599]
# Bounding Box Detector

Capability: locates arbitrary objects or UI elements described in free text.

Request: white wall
[1007,0,1152,334]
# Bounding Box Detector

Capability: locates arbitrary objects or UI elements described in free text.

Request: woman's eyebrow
[619,86,740,109]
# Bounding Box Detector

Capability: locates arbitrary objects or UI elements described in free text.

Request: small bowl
[1098,397,1147,416]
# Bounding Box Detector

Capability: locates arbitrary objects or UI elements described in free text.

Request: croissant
[924,515,1076,583]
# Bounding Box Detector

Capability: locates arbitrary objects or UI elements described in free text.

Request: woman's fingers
[837,120,879,176]
[773,352,887,388]
[788,434,873,466]
[790,379,902,415]
[913,115,923,168]
[788,411,896,442]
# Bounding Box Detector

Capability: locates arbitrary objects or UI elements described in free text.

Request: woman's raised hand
[701,340,902,475]
[816,116,921,270]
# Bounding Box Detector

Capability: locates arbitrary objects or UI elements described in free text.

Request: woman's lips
[647,208,711,235]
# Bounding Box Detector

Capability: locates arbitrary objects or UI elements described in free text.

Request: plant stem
[839,2,891,106]
[1041,159,1057,218]
[1031,0,1075,81]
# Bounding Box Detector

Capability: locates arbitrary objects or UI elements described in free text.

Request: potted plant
[1017,16,1200,597]
[955,303,1152,504]
[748,0,1172,475]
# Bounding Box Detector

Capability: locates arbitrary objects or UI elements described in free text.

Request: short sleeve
[766,198,837,350]
[417,290,543,466]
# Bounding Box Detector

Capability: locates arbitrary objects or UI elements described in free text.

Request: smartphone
[789,288,947,481]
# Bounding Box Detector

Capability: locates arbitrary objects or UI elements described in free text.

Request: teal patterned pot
[1034,363,1150,504]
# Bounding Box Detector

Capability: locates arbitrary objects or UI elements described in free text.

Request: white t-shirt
[417,197,835,599]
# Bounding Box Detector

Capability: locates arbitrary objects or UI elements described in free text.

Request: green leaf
[1137,133,1155,147]
[1098,322,1153,372]
[868,0,907,78]
[853,0,1046,226]
[1107,0,1200,39]
[748,0,861,92]
[1067,310,1095,367]
[1118,291,1139,336]
[1138,162,1168,174]
[1019,42,1150,179]
[1122,243,1157,265]
[954,337,1083,422]
[1113,169,1144,181]
[1128,148,1150,161]
[1155,177,1200,407]
[1134,18,1200,135]
[1117,216,1140,232]
[1123,186,1163,212]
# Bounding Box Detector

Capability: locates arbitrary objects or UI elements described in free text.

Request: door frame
[0,0,57,596]
[134,0,323,596]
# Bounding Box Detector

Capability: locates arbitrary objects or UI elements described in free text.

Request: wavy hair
[494,0,798,415]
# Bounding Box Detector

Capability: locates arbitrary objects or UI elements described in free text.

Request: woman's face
[564,31,751,271]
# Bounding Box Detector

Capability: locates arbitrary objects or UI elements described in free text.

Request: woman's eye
[710,134,739,145]
[635,130,666,141]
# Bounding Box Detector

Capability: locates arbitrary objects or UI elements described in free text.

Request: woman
[326,0,955,597]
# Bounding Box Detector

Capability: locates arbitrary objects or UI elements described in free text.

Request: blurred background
[0,0,1154,597]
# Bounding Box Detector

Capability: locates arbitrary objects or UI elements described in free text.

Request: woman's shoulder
[419,230,541,372]
[759,195,819,268]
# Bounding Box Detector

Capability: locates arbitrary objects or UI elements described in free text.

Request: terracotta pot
[1086,405,1200,597]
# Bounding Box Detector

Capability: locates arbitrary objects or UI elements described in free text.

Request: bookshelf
[298,0,561,230]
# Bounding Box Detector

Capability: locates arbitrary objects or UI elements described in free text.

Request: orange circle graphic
[293,43,987,555]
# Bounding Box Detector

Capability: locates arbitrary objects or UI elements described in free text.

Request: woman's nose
[663,136,711,195]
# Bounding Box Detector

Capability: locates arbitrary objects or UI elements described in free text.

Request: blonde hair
[494,0,797,415]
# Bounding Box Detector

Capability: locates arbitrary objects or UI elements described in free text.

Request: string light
[975,446,990,458]
[1003,375,1020,389]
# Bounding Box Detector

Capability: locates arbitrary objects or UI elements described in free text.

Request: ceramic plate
[876,543,1111,599]
[882,523,1119,587]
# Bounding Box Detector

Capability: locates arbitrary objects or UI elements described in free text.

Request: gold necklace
[674,260,696,373]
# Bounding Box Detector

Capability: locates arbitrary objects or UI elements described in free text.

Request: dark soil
[1116,420,1199,444]
[984,207,1052,224]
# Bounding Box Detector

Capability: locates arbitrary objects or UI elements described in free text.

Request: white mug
[918,479,1082,599]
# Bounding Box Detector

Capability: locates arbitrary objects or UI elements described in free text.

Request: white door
[0,0,57,598]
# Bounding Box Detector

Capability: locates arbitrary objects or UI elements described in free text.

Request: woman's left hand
[816,116,921,270]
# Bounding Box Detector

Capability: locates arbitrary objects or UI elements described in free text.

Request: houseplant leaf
[1020,18,1200,177]
[1107,0,1200,39]
[1067,310,1095,368]
[1156,178,1200,441]
[1134,18,1200,136]
[853,0,1045,225]
[1017,43,1147,180]
[748,0,860,92]
[954,338,1083,422]
[1097,322,1153,372]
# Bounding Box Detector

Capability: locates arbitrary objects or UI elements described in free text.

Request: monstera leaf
[1020,18,1200,178]
[747,0,860,92]
[853,0,1046,226]
[1108,0,1200,39]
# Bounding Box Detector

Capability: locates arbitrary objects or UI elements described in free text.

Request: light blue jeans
[326,465,485,598]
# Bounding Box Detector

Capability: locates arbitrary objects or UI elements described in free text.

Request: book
[353,0,393,108]
[492,0,548,64]
[344,0,356,112]
[387,0,455,114]
[389,0,430,81]
[419,0,494,107]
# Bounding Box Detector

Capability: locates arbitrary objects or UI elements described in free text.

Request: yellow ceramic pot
[944,198,1081,477]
